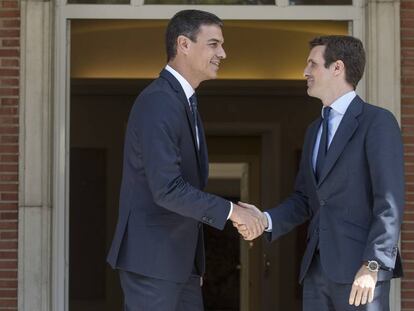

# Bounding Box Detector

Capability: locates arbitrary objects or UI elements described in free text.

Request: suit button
[320,200,326,206]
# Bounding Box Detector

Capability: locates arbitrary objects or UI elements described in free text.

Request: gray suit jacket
[107,69,230,283]
[267,95,404,284]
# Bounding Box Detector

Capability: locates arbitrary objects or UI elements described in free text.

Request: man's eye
[210,43,218,48]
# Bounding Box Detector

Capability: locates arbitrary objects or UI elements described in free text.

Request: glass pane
[145,0,275,4]
[290,0,351,4]
[68,0,129,4]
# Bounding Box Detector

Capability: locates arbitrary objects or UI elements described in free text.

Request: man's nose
[218,45,226,59]
[304,66,310,78]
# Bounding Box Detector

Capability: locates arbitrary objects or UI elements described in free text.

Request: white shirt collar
[321,90,356,118]
[165,65,195,100]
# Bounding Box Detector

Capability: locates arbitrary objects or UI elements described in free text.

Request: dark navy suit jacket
[267,96,404,284]
[107,70,230,283]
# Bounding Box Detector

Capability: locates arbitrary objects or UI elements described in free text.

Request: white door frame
[18,0,401,310]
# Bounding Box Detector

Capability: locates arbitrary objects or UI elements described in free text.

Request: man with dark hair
[165,10,223,62]
[107,9,265,311]
[238,35,404,310]
[308,36,365,90]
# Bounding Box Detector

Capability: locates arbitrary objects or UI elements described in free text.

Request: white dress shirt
[264,91,356,231]
[164,65,234,219]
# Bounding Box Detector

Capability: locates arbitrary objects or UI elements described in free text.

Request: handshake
[230,202,268,241]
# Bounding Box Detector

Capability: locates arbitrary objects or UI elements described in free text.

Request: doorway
[68,18,347,310]
[203,162,254,311]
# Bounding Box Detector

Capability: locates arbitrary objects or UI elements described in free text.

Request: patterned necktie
[315,106,332,182]
[189,94,200,150]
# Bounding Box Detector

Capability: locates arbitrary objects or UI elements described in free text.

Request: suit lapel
[308,120,321,188]
[159,70,205,181]
[317,95,363,186]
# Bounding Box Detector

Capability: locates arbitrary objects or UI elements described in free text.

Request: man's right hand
[230,202,267,240]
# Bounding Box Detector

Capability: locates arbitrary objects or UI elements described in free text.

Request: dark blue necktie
[189,94,200,149]
[189,94,198,129]
[315,106,331,182]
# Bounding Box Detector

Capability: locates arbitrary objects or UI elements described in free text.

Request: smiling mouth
[211,61,220,68]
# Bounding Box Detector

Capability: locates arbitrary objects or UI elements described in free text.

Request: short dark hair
[165,10,223,62]
[309,35,365,89]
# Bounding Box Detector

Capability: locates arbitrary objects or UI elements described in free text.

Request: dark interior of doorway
[68,78,321,311]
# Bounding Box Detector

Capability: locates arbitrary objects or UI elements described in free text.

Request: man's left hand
[348,264,378,306]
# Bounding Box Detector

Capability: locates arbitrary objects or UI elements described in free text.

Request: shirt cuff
[227,202,233,220]
[264,212,272,232]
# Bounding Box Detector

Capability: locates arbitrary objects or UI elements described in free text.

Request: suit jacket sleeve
[362,109,405,270]
[133,91,230,230]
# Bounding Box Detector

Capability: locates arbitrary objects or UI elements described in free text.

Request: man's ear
[333,60,345,77]
[176,35,191,56]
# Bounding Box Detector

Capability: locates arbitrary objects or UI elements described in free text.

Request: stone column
[366,0,401,121]
[18,0,53,310]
